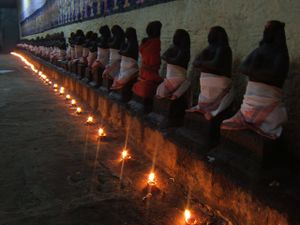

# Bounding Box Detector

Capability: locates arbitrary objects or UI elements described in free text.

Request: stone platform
[20,51,300,225]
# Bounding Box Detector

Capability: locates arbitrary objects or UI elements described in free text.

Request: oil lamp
[53,83,58,89]
[76,107,82,114]
[48,81,52,85]
[184,209,197,225]
[59,87,65,95]
[86,116,94,125]
[147,172,156,186]
[71,99,76,106]
[121,149,131,161]
[66,94,71,100]
[98,127,106,138]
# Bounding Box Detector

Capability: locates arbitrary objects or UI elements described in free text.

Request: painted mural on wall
[20,0,175,36]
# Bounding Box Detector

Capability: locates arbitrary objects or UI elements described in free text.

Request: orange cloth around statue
[132,38,162,98]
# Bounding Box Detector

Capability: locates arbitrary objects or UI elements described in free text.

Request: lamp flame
[148,172,156,186]
[98,128,106,137]
[53,83,58,89]
[121,149,131,161]
[76,107,82,114]
[86,116,94,124]
[59,87,65,95]
[71,99,76,106]
[66,94,71,100]
[184,209,197,225]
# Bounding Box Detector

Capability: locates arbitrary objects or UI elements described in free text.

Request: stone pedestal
[99,78,113,93]
[82,67,92,83]
[70,61,78,75]
[59,61,68,71]
[146,95,188,128]
[77,63,87,79]
[208,129,283,181]
[174,107,234,154]
[128,94,153,115]
[108,78,137,103]
[89,67,104,88]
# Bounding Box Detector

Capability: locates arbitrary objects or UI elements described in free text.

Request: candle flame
[98,128,106,137]
[53,84,58,89]
[87,116,94,124]
[66,94,71,100]
[71,99,76,106]
[148,172,156,185]
[59,87,65,94]
[184,209,191,223]
[76,107,82,114]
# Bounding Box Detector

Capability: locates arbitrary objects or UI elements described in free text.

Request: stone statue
[102,25,125,81]
[132,21,162,98]
[86,32,98,68]
[187,26,234,120]
[111,27,139,90]
[156,29,191,100]
[91,25,111,78]
[221,21,289,139]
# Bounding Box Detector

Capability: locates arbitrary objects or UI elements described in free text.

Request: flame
[184,209,191,223]
[71,99,76,106]
[53,84,58,89]
[121,148,131,161]
[66,94,71,100]
[98,128,106,137]
[87,116,94,124]
[148,172,156,185]
[76,107,82,114]
[59,87,65,95]
[184,209,197,224]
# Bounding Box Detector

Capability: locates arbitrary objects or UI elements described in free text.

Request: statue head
[173,29,190,50]
[146,21,162,39]
[208,26,229,46]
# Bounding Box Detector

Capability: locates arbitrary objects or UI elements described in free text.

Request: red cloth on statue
[133,38,162,98]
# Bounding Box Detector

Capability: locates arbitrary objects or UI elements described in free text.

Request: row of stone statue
[17,20,289,140]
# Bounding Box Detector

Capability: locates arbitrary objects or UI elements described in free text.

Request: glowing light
[184,209,197,225]
[98,128,106,137]
[59,87,65,95]
[86,116,94,124]
[121,149,131,160]
[76,107,82,114]
[53,84,58,89]
[71,99,76,106]
[148,172,156,186]
[66,94,71,100]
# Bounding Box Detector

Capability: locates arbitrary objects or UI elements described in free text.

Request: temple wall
[19,0,300,163]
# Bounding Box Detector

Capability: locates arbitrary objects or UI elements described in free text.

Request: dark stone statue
[222,20,289,139]
[100,25,125,91]
[187,26,233,120]
[111,27,139,90]
[89,25,111,86]
[156,29,191,99]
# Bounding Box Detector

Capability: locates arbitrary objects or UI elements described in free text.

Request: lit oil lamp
[98,127,106,138]
[53,83,58,89]
[66,94,71,100]
[86,116,94,125]
[121,148,131,161]
[71,99,76,106]
[148,172,156,186]
[48,81,52,85]
[59,87,65,95]
[184,209,197,225]
[76,107,82,114]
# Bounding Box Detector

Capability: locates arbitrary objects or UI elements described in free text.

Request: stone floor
[0,54,229,225]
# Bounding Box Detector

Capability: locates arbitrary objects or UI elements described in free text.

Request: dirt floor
[0,54,229,225]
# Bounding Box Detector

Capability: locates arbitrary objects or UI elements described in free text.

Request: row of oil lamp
[11,52,198,225]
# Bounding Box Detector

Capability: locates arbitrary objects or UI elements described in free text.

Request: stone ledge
[20,51,300,225]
